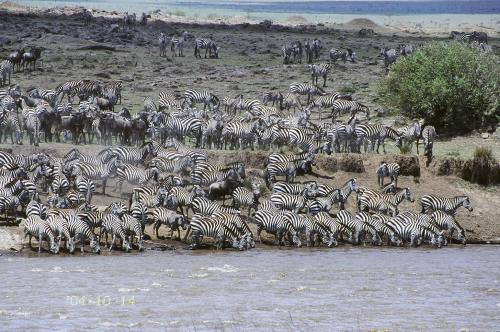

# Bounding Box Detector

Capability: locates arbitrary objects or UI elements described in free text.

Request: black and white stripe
[420,194,473,215]
[254,210,301,247]
[310,63,331,87]
[66,214,101,253]
[376,162,401,187]
[194,38,219,59]
[171,31,188,57]
[23,215,60,253]
[329,48,355,64]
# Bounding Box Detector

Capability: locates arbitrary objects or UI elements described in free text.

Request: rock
[121,75,134,82]
[481,133,489,139]
[0,36,11,46]
[109,24,120,33]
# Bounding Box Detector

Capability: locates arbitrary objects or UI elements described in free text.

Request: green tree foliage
[378,42,499,134]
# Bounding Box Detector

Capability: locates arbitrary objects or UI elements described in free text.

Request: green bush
[378,42,499,134]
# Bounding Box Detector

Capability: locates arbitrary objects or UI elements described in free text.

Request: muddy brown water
[1,245,499,331]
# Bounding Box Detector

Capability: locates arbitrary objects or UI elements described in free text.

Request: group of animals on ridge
[0,13,481,254]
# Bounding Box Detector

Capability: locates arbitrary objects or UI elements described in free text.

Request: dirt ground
[0,10,499,251]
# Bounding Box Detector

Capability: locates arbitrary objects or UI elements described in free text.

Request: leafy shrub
[462,147,499,186]
[378,42,499,134]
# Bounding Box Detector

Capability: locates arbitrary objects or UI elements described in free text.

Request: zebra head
[457,228,467,245]
[461,196,473,212]
[390,233,402,247]
[431,231,445,248]
[292,231,302,247]
[122,239,132,252]
[67,236,76,254]
[403,188,415,202]
[50,236,60,254]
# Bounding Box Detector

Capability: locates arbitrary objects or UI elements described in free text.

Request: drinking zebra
[387,214,444,247]
[420,195,473,215]
[431,210,466,244]
[396,122,422,153]
[270,192,308,214]
[47,215,76,253]
[189,214,243,250]
[254,210,301,247]
[100,214,131,252]
[23,215,60,253]
[121,214,145,251]
[65,214,101,254]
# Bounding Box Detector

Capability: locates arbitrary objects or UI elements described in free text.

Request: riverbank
[1,1,499,36]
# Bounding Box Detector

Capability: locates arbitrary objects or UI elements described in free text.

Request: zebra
[194,38,219,59]
[129,200,148,232]
[336,210,380,245]
[304,38,322,63]
[26,198,47,219]
[99,143,155,165]
[159,32,168,57]
[420,195,473,215]
[55,80,82,104]
[25,111,41,146]
[23,215,60,253]
[77,210,104,235]
[262,92,284,108]
[289,82,325,104]
[182,89,219,110]
[65,214,101,254]
[326,119,358,152]
[191,163,244,186]
[354,212,386,245]
[309,93,352,115]
[431,211,466,244]
[191,196,240,216]
[270,192,308,214]
[0,60,13,86]
[419,125,437,166]
[387,214,444,247]
[210,211,254,249]
[282,41,303,64]
[166,185,205,217]
[254,210,301,247]
[114,164,159,194]
[331,100,369,120]
[232,183,260,216]
[396,122,422,153]
[28,88,57,107]
[121,214,144,251]
[171,31,188,57]
[282,211,335,247]
[70,157,121,195]
[329,48,355,64]
[189,215,243,250]
[47,215,76,253]
[376,162,401,187]
[354,124,401,154]
[75,175,95,203]
[307,189,342,214]
[365,213,402,246]
[357,195,399,216]
[153,207,186,239]
[335,178,358,210]
[357,185,411,210]
[1,111,23,144]
[100,213,131,252]
[264,158,313,188]
[272,181,318,196]
[310,63,331,87]
[380,48,398,68]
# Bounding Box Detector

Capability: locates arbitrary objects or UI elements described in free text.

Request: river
[1,245,499,331]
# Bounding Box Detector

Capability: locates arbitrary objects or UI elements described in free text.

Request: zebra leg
[109,234,116,251]
[256,227,263,244]
[38,234,43,253]
[102,179,107,195]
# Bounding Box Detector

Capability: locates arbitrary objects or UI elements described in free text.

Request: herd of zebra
[7,141,471,254]
[158,31,220,59]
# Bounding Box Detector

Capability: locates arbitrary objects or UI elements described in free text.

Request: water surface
[1,246,499,331]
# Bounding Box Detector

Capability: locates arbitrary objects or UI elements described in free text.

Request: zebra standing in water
[158,32,168,57]
[310,63,331,87]
[23,215,60,253]
[0,60,13,86]
[194,38,219,58]
[289,82,325,104]
[171,31,188,57]
[420,195,473,215]
[65,214,101,254]
[376,162,400,187]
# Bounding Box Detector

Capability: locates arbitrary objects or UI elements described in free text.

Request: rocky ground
[0,9,499,252]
